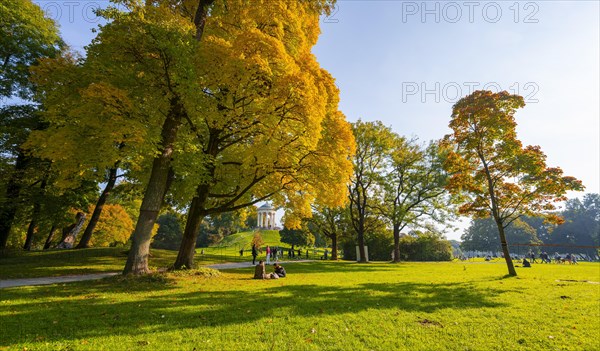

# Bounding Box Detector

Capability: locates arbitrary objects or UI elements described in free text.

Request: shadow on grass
[0,269,508,346]
[0,248,179,279]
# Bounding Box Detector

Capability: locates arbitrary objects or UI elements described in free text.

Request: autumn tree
[348,120,394,262]
[29,0,347,274]
[87,204,134,247]
[444,90,584,276]
[250,232,264,249]
[378,139,452,263]
[166,1,352,269]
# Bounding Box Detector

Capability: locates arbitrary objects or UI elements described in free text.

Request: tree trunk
[496,221,517,276]
[23,218,36,251]
[174,196,205,269]
[357,214,367,262]
[330,234,338,260]
[23,175,48,251]
[76,166,119,249]
[23,202,41,251]
[0,152,28,249]
[56,212,87,249]
[124,107,182,275]
[393,223,401,263]
[43,225,57,250]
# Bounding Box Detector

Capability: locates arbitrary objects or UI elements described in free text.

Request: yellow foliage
[88,204,134,247]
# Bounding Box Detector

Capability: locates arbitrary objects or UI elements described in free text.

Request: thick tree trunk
[76,166,119,249]
[496,221,517,276]
[174,196,205,269]
[124,107,182,275]
[56,212,87,248]
[0,152,28,249]
[43,225,57,250]
[330,234,338,260]
[393,223,401,263]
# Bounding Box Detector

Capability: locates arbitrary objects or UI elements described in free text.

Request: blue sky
[34,0,599,239]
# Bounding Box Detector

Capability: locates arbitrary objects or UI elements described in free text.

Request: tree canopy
[0,0,62,99]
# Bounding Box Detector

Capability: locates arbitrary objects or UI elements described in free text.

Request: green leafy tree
[307,204,351,260]
[549,194,599,246]
[348,120,394,262]
[152,213,184,250]
[0,0,62,98]
[444,90,584,276]
[279,227,315,250]
[378,138,453,263]
[0,0,62,249]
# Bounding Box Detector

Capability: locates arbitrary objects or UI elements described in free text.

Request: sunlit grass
[1,261,598,350]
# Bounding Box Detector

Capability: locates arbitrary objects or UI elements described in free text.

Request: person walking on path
[252,244,258,265]
[266,245,271,264]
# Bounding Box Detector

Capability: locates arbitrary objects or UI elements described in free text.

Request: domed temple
[257,203,276,229]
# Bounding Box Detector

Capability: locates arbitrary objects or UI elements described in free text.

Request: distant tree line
[461,193,599,253]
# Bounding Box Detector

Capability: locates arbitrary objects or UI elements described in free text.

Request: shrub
[398,232,452,261]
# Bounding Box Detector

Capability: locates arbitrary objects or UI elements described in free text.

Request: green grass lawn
[1,260,599,350]
[214,229,283,249]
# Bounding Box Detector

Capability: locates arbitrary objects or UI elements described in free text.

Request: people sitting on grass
[253,261,286,279]
[274,263,286,278]
[522,258,531,268]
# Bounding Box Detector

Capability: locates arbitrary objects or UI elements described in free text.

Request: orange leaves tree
[444,90,584,276]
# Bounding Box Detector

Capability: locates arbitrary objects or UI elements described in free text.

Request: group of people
[528,251,579,264]
[253,261,287,280]
[249,244,284,265]
[249,244,319,265]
